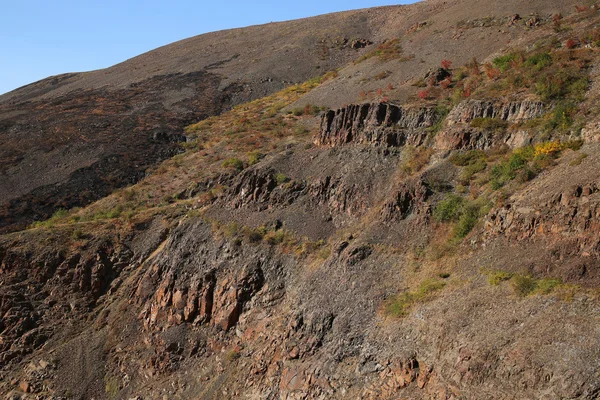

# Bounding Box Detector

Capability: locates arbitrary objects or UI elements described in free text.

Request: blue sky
[0,1,417,95]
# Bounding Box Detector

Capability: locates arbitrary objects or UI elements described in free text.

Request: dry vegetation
[26,73,337,231]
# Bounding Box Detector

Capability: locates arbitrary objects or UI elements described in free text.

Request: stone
[18,381,29,393]
[288,347,300,359]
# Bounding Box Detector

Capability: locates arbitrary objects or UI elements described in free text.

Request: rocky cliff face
[2,187,600,399]
[316,103,439,147]
[316,99,545,151]
[445,99,545,125]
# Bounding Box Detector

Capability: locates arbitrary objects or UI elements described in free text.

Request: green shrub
[434,193,490,238]
[433,194,465,222]
[487,271,562,296]
[489,146,535,189]
[222,222,239,238]
[247,151,263,165]
[92,206,123,221]
[569,77,589,102]
[244,228,264,243]
[264,230,286,245]
[536,75,566,102]
[511,274,537,296]
[544,102,575,133]
[105,377,120,399]
[454,203,479,238]
[222,157,244,171]
[493,53,520,72]
[274,172,288,185]
[525,52,553,71]
[459,158,487,183]
[427,104,450,136]
[71,228,85,240]
[451,150,488,184]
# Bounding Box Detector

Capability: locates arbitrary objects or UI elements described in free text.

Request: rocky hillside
[3,0,600,399]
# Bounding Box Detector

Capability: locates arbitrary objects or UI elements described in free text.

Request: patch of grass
[31,208,70,229]
[570,152,588,166]
[487,270,564,297]
[225,348,241,363]
[525,52,553,71]
[493,52,522,72]
[535,278,562,294]
[470,117,508,131]
[274,172,289,185]
[400,146,434,175]
[449,150,487,167]
[247,151,263,166]
[426,104,450,136]
[433,194,490,239]
[429,38,591,109]
[510,274,539,297]
[544,102,576,133]
[488,270,513,285]
[92,205,123,221]
[355,38,403,63]
[105,376,120,400]
[385,278,447,317]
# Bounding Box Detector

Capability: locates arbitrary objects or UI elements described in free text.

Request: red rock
[19,381,29,393]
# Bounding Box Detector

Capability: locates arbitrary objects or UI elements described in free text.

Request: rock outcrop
[316,99,545,151]
[316,103,439,147]
[446,99,545,125]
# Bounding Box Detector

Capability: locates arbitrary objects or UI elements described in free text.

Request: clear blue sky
[0,1,417,95]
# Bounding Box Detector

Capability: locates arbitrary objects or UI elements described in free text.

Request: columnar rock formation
[316,100,546,151]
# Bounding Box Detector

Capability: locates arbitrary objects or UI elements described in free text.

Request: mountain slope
[2,1,600,399]
[0,5,401,233]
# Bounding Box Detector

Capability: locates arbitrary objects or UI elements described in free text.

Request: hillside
[3,0,600,399]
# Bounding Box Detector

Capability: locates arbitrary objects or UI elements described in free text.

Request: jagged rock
[316,102,438,147]
[509,14,522,25]
[446,99,544,125]
[381,179,432,221]
[350,39,372,49]
[229,167,305,210]
[316,100,544,151]
[424,67,451,85]
[526,15,540,27]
